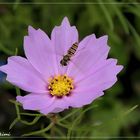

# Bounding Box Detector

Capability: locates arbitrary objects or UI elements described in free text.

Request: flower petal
[40,97,69,114]
[51,17,78,74]
[64,59,123,108]
[51,17,78,54]
[76,59,123,91]
[17,93,69,114]
[0,56,47,93]
[24,26,58,79]
[66,35,110,81]
[65,89,104,108]
[16,93,53,110]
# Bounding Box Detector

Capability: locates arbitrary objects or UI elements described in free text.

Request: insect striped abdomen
[60,42,78,66]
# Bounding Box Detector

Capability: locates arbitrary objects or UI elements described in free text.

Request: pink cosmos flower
[0,17,123,115]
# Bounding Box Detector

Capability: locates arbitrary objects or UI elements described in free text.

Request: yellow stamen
[48,74,74,97]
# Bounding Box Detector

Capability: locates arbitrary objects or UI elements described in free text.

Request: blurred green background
[0,0,140,139]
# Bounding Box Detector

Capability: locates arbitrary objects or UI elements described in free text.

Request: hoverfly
[60,42,78,66]
[47,41,90,75]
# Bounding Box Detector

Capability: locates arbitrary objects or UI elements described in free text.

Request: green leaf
[9,118,19,130]
[108,0,129,34]
[90,103,139,136]
[126,4,140,18]
[127,21,140,60]
[108,31,129,65]
[124,105,138,116]
[98,0,114,30]
[0,42,14,55]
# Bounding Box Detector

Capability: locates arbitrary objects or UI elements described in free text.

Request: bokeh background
[0,0,140,139]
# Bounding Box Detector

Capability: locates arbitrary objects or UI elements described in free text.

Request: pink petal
[66,35,110,81]
[65,90,104,108]
[16,93,53,110]
[24,26,58,79]
[51,17,78,74]
[0,56,47,93]
[51,17,78,55]
[40,96,69,114]
[75,59,123,91]
[64,59,123,108]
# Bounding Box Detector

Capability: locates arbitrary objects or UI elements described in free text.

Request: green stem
[9,100,21,130]
[58,108,81,122]
[22,122,54,136]
[15,87,21,95]
[54,127,65,137]
[57,122,69,129]
[20,112,43,117]
[49,114,57,137]
[15,102,21,120]
[20,116,41,125]
[41,133,50,138]
[9,99,21,106]
[67,105,96,139]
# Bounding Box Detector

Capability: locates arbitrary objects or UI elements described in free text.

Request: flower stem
[20,116,41,125]
[20,112,43,117]
[49,114,57,137]
[22,122,54,137]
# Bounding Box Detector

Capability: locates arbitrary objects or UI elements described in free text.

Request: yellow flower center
[48,75,74,97]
